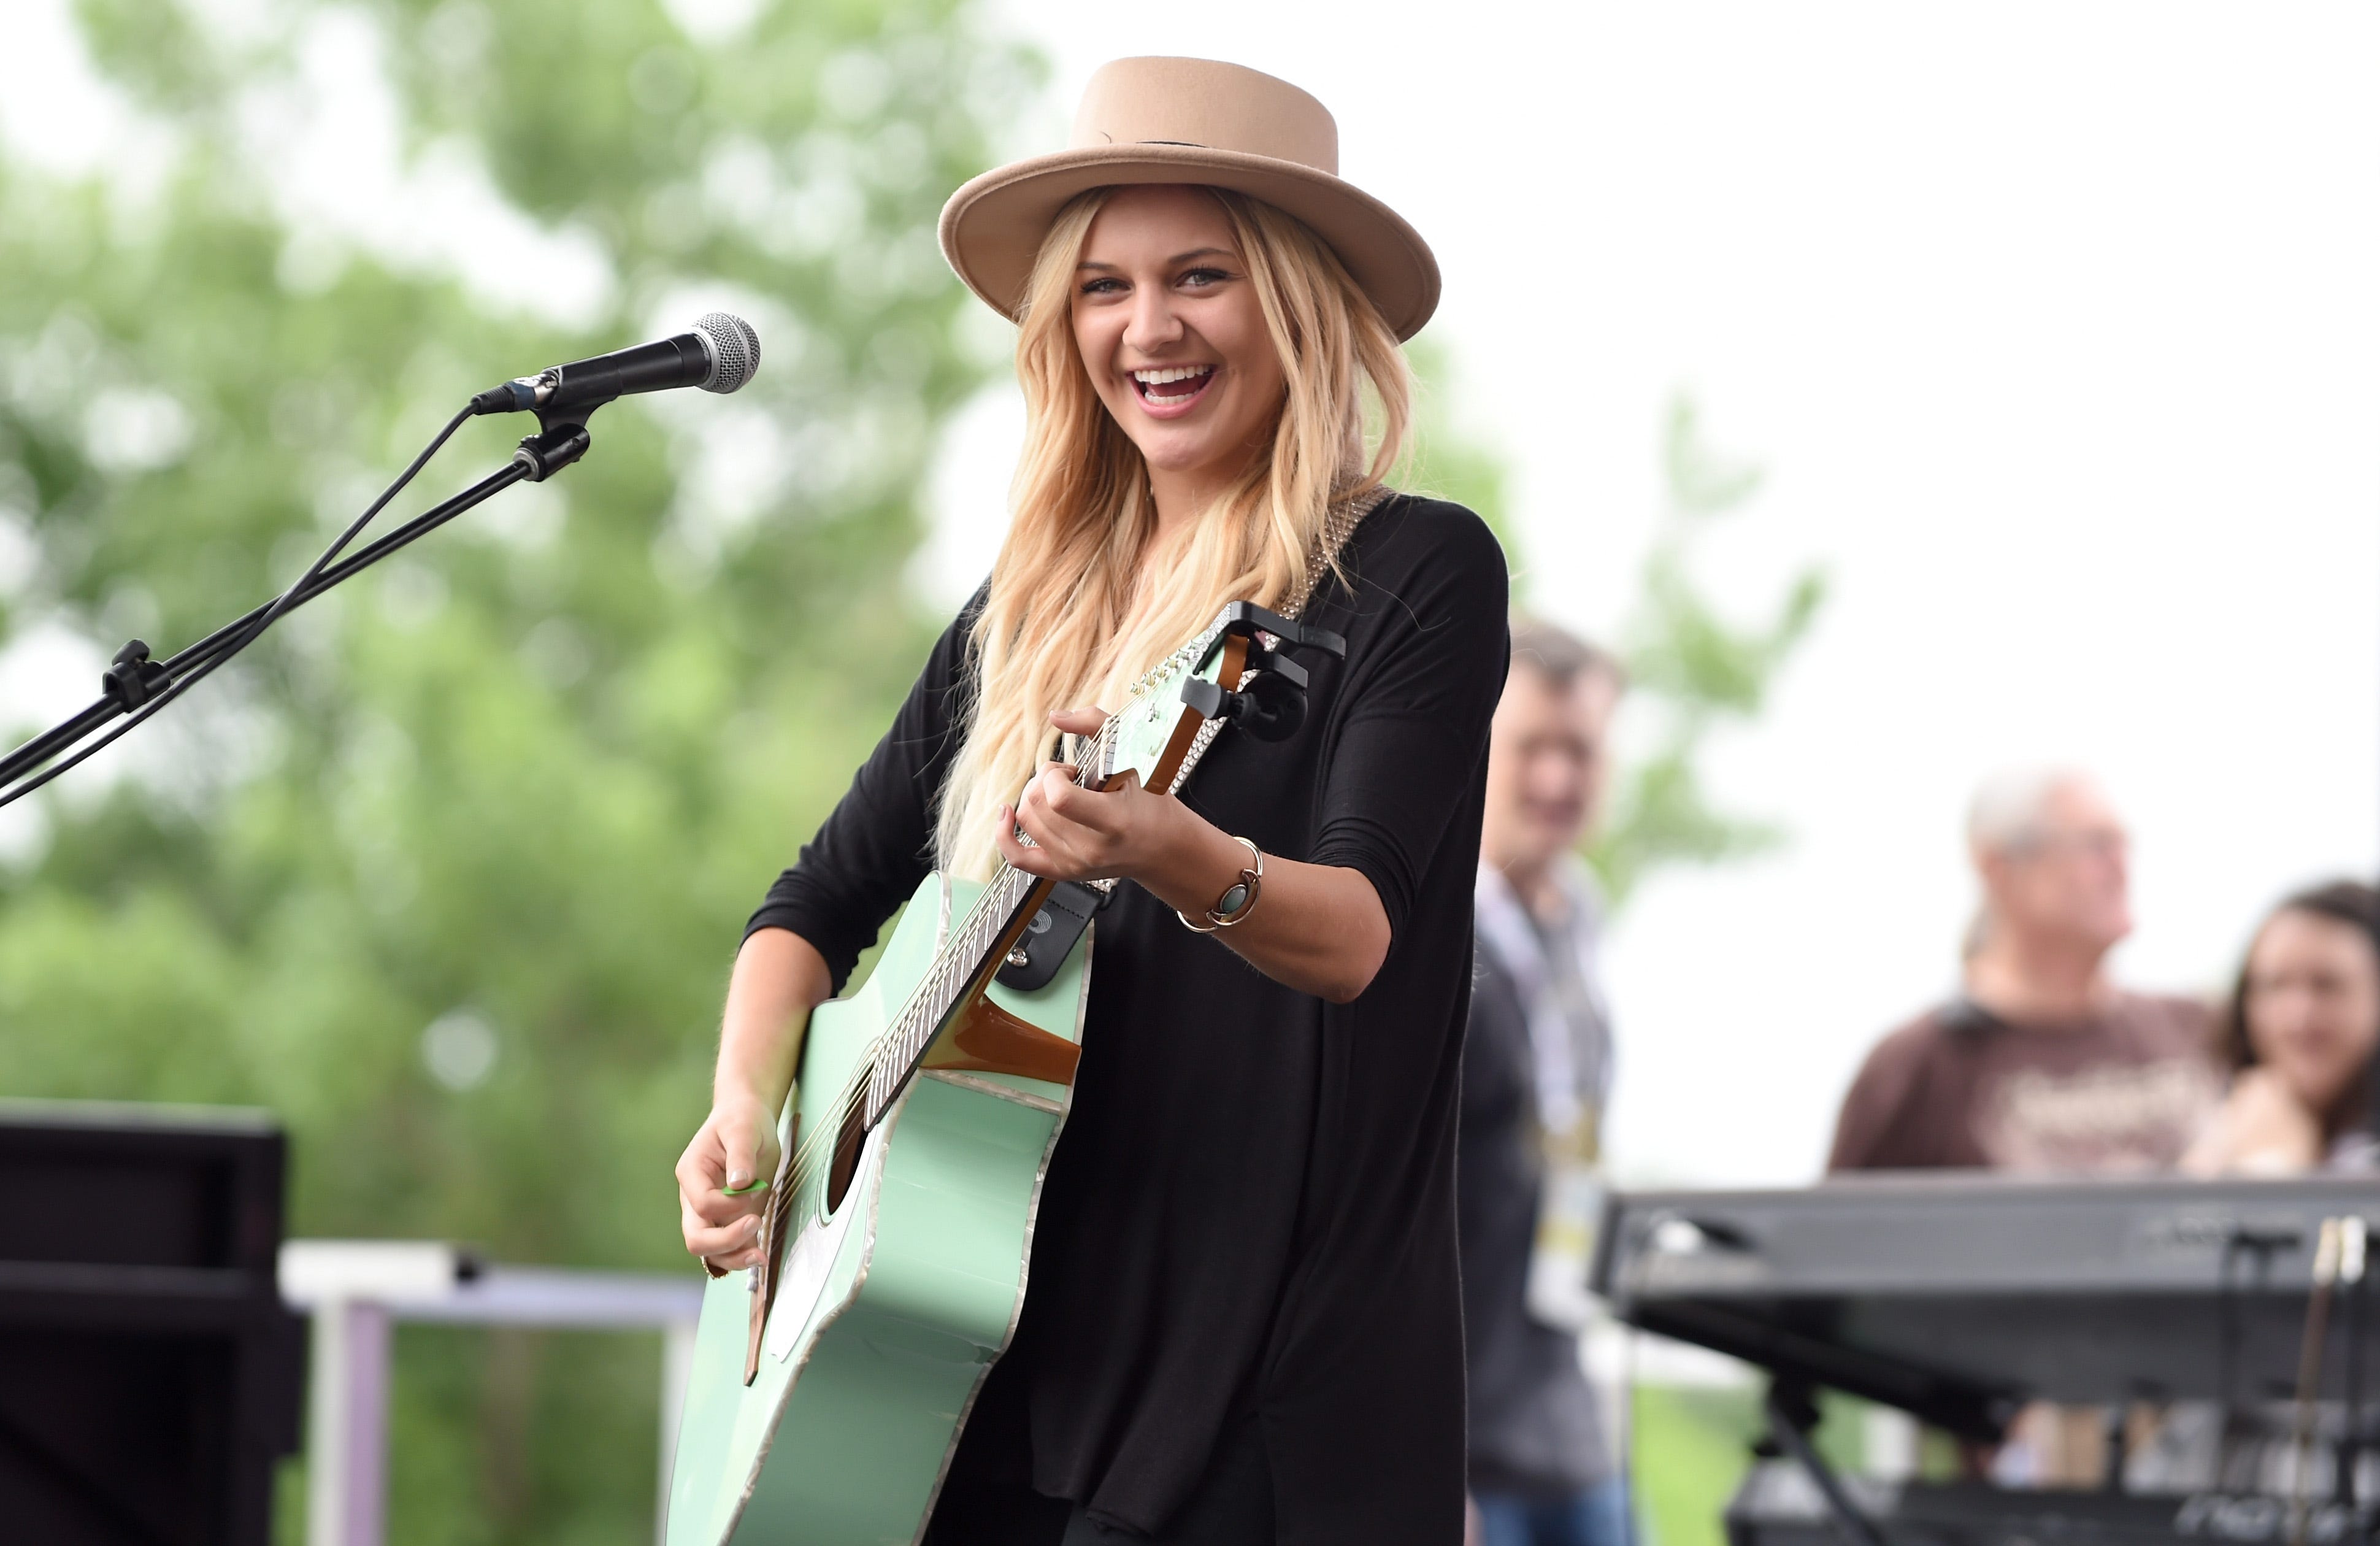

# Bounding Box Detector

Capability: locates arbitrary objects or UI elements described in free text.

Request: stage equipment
[661,604,1345,1546]
[1594,1172,2379,1437]
[1597,1174,2380,1546]
[469,313,761,417]
[0,1100,305,1545]
[1722,1457,2375,1546]
[0,315,762,809]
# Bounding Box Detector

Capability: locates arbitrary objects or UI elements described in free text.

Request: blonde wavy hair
[934,186,1413,878]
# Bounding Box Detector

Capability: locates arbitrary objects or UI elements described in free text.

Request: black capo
[1178,602,1347,744]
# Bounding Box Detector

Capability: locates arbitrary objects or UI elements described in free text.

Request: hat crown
[940,56,1436,339]
[1068,58,1338,177]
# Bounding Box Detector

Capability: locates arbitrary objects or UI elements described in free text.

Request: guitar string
[768,713,1127,1205]
[770,722,1113,1201]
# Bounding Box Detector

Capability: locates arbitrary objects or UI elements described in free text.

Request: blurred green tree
[1403,336,1519,560]
[0,0,1034,1540]
[1401,356,1823,909]
[1588,396,1828,906]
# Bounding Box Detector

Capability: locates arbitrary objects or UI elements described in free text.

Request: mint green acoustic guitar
[664,602,1343,1546]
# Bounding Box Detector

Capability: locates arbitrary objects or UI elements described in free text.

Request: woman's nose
[1123,287,1184,353]
[2268,990,2322,1040]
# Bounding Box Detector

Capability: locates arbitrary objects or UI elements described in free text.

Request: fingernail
[727,1169,751,1188]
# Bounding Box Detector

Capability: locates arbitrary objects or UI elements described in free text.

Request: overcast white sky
[5,1,2376,1187]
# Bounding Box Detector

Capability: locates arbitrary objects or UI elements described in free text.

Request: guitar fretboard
[862,719,1119,1124]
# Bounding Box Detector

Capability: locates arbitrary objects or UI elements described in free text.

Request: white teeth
[1132,366,1213,385]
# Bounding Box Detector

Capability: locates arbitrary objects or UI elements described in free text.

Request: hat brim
[938,143,1440,342]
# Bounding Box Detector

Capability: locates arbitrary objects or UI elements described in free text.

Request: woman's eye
[1178,267,1230,289]
[1080,277,1126,296]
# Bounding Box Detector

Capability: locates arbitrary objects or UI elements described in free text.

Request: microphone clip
[493,377,601,480]
[477,370,605,481]
[512,422,593,483]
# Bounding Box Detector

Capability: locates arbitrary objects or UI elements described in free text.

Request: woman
[2186,880,2380,1175]
[676,58,1506,1546]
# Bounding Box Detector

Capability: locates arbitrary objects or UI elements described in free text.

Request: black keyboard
[1594,1172,2380,1437]
[1727,1461,2378,1546]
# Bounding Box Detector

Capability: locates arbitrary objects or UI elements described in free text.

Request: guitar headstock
[1095,603,1346,794]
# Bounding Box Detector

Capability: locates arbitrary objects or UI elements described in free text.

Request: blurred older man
[1829,766,2217,1174]
[1461,617,1628,1546]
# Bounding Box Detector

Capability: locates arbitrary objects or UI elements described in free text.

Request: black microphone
[470,312,761,417]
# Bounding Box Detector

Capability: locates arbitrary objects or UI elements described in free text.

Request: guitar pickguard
[922,995,1082,1087]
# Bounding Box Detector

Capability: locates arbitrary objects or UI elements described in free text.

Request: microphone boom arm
[0,418,595,802]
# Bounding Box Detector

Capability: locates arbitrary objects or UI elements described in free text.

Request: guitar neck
[862,718,1127,1125]
[856,618,1254,1126]
[863,863,1042,1123]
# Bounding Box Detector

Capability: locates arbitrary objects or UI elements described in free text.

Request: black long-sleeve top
[748,494,1509,1541]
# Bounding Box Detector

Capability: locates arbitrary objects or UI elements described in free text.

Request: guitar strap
[994,485,1390,991]
[1284,482,1391,615]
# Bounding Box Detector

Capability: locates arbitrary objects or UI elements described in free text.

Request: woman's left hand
[996,708,1392,1004]
[995,708,1195,885]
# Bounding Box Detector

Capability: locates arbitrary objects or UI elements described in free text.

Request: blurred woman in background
[2186,880,2380,1174]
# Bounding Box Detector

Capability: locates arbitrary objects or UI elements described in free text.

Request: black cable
[0,404,477,808]
[2102,1400,2129,1494]
[2220,1231,2248,1488]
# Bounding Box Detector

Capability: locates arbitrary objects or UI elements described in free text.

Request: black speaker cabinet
[0,1101,306,1545]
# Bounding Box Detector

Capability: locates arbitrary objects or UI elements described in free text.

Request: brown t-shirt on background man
[1828,993,2219,1174]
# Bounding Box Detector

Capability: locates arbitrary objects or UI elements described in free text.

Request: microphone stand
[0,417,594,796]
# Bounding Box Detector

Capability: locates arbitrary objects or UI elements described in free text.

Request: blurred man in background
[1829,767,2222,1488]
[1461,617,1629,1546]
[1829,765,2217,1174]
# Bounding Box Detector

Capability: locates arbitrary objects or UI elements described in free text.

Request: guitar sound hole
[824,1107,866,1214]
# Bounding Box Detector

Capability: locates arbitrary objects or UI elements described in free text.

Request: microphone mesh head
[693,312,761,394]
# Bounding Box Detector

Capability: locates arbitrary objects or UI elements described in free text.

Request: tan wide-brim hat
[939,57,1440,342]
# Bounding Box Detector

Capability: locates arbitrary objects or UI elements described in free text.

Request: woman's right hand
[676,1087,785,1272]
[677,928,832,1272]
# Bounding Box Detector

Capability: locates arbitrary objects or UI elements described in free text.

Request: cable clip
[100,640,170,710]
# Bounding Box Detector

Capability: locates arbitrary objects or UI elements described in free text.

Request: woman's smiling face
[2246,906,2380,1121]
[1070,185,1288,505]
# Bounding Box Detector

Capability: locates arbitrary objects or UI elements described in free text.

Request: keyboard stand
[1761,1380,1889,1546]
